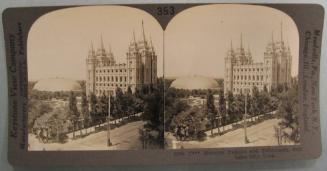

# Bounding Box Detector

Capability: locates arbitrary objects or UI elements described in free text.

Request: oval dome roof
[170,76,218,90]
[33,78,82,92]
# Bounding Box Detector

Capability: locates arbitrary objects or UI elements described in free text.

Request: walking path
[166,117,293,149]
[29,120,145,151]
[66,113,142,138]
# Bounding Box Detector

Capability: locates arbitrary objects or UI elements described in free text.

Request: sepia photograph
[26,4,301,151]
[3,2,325,166]
[27,6,164,151]
[164,4,300,149]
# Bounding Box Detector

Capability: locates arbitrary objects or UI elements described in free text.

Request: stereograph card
[2,3,324,166]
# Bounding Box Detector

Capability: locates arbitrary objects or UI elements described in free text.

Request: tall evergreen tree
[206,90,216,135]
[251,86,261,117]
[81,91,89,134]
[125,93,135,118]
[68,91,78,116]
[260,90,271,114]
[142,84,164,148]
[127,86,133,95]
[277,86,299,143]
[226,91,236,123]
[109,95,116,122]
[263,85,268,93]
[115,87,124,120]
[234,94,245,121]
[68,91,79,138]
[99,93,109,122]
[81,92,89,119]
[89,93,97,124]
[218,90,226,131]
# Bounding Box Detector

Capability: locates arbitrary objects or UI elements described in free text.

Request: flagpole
[107,94,112,146]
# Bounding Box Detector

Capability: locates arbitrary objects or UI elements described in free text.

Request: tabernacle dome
[33,78,82,92]
[170,76,219,90]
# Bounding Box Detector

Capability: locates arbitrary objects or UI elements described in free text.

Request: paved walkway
[29,120,145,151]
[166,117,293,149]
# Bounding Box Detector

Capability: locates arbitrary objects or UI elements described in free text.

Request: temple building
[86,21,157,97]
[224,25,292,95]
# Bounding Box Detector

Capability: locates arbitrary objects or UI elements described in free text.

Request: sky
[28,6,164,81]
[28,4,299,81]
[165,4,299,78]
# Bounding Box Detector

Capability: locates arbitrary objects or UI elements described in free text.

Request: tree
[47,108,69,143]
[226,91,236,123]
[99,93,109,124]
[251,86,261,120]
[277,86,299,143]
[81,91,90,134]
[28,100,53,131]
[143,84,163,128]
[115,87,124,121]
[68,91,79,139]
[125,86,135,119]
[263,85,268,93]
[277,84,285,93]
[127,86,133,95]
[126,93,135,119]
[142,79,165,148]
[206,90,216,135]
[234,94,245,121]
[134,96,144,113]
[171,106,207,141]
[259,90,271,114]
[89,93,97,124]
[108,95,117,125]
[164,87,189,131]
[218,90,226,131]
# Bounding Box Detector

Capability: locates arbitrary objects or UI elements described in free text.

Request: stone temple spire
[247,44,252,62]
[239,33,246,57]
[133,29,136,43]
[280,22,283,42]
[142,20,146,43]
[227,39,234,58]
[149,35,154,50]
[100,34,105,50]
[247,44,251,54]
[271,31,275,52]
[280,21,285,50]
[240,33,243,50]
[97,34,107,57]
[89,41,95,57]
[241,33,244,50]
[108,43,115,63]
[90,41,94,52]
[108,44,112,54]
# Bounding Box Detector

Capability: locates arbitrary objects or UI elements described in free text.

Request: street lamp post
[107,94,112,146]
[244,90,250,144]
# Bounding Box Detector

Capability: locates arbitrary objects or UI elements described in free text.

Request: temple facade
[86,22,157,97]
[224,26,292,95]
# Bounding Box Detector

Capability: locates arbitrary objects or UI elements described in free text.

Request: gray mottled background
[0,0,326,170]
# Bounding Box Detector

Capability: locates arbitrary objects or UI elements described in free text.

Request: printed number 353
[157,6,175,16]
